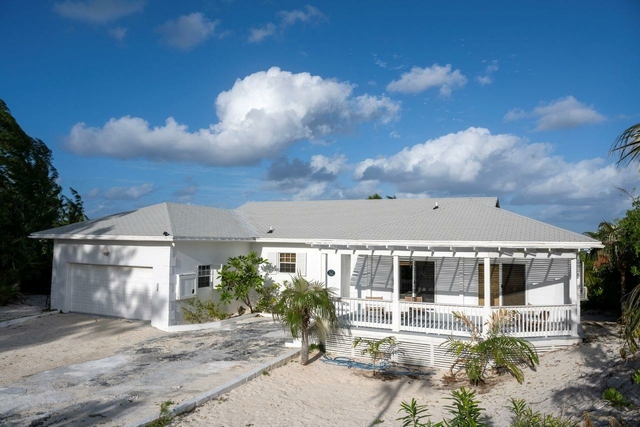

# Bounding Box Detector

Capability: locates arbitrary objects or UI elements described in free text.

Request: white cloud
[278,5,326,26]
[155,13,218,50]
[389,131,400,138]
[248,5,326,43]
[103,183,154,200]
[533,96,606,131]
[503,96,606,131]
[64,67,400,166]
[476,60,499,86]
[354,127,637,212]
[503,107,527,122]
[87,187,102,198]
[386,64,467,97]
[54,0,145,24]
[248,22,276,43]
[108,26,127,41]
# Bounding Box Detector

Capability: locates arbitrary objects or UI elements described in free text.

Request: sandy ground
[0,312,163,385]
[0,295,49,322]
[173,319,640,427]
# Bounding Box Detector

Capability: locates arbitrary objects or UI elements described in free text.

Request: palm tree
[273,274,339,364]
[585,220,629,297]
[611,123,640,167]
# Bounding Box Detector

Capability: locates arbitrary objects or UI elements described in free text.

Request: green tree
[273,274,339,364]
[216,252,268,313]
[611,123,640,167]
[58,187,88,226]
[367,193,383,199]
[0,99,62,301]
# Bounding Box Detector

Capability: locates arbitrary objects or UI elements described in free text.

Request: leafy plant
[148,400,174,427]
[273,273,339,365]
[353,336,397,375]
[602,388,633,408]
[254,281,281,313]
[0,282,21,306]
[216,252,268,313]
[397,398,432,427]
[181,296,229,324]
[631,368,640,385]
[509,398,574,426]
[442,310,539,385]
[443,387,487,427]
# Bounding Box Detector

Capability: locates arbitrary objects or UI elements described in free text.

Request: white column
[392,255,400,332]
[570,256,579,337]
[483,257,491,335]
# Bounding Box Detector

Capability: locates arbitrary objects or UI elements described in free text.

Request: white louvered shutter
[267,252,278,271]
[296,253,307,276]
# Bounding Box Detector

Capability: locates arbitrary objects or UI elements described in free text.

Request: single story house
[31,197,602,367]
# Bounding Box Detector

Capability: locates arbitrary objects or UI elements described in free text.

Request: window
[198,265,211,288]
[279,253,296,273]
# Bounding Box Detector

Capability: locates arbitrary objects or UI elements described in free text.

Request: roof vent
[163,231,170,236]
[433,202,439,210]
[267,227,274,234]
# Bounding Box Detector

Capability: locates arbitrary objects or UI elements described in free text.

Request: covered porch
[318,245,583,340]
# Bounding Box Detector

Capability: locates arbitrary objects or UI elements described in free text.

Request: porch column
[392,255,400,332]
[483,256,491,335]
[570,255,579,337]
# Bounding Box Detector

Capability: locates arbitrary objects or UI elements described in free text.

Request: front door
[502,263,526,306]
[414,261,435,302]
[478,264,500,306]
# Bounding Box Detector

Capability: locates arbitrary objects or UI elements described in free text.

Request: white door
[69,264,153,320]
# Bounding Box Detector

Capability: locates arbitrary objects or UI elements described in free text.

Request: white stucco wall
[172,241,252,324]
[51,239,172,329]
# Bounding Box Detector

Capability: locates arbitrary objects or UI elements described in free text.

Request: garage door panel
[69,264,152,321]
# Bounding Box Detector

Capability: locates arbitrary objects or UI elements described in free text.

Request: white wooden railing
[493,305,573,337]
[399,301,484,335]
[333,297,393,329]
[333,298,575,338]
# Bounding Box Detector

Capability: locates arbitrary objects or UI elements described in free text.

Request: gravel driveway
[0,313,288,426]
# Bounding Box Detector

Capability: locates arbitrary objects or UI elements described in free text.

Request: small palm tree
[273,274,339,365]
[611,123,640,167]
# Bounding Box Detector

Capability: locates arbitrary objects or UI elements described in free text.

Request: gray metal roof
[31,197,600,247]
[238,198,597,244]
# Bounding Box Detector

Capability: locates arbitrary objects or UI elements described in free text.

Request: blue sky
[1,0,639,233]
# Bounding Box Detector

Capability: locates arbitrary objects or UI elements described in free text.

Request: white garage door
[69,264,153,321]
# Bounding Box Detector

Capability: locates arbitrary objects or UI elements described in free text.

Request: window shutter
[267,252,278,270]
[176,273,197,300]
[296,253,307,276]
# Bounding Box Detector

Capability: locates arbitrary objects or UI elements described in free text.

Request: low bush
[0,282,21,306]
[509,398,575,426]
[181,297,229,324]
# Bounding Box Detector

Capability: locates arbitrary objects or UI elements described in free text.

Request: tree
[58,187,88,226]
[611,123,640,167]
[273,274,339,364]
[367,193,383,199]
[216,252,268,313]
[0,99,62,301]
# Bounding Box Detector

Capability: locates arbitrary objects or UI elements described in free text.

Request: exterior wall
[51,239,172,329]
[250,242,329,285]
[348,255,571,306]
[172,241,252,324]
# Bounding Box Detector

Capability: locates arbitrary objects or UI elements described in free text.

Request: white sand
[173,320,640,427]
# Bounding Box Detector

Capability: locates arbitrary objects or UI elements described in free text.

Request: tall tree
[611,123,640,167]
[0,99,86,300]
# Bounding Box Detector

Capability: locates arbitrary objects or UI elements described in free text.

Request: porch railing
[333,298,575,338]
[493,305,573,338]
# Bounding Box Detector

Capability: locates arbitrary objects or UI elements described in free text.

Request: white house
[31,198,602,367]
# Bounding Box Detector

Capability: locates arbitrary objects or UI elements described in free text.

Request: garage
[69,264,153,321]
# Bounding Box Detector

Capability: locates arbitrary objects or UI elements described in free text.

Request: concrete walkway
[0,315,289,426]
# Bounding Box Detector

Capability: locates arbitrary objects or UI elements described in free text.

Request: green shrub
[254,281,281,313]
[0,282,21,306]
[181,297,229,324]
[442,310,539,385]
[509,398,575,426]
[353,336,397,375]
[397,398,431,427]
[602,388,633,408]
[397,388,486,427]
[631,368,640,385]
[148,400,174,427]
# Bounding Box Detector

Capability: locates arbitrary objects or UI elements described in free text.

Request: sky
[1,0,639,233]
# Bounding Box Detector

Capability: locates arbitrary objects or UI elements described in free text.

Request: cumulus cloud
[476,60,498,86]
[390,131,400,138]
[155,13,218,50]
[503,96,606,131]
[108,26,127,41]
[248,4,326,43]
[387,64,467,97]
[354,127,637,213]
[64,67,400,166]
[103,183,154,200]
[54,0,145,24]
[86,187,102,198]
